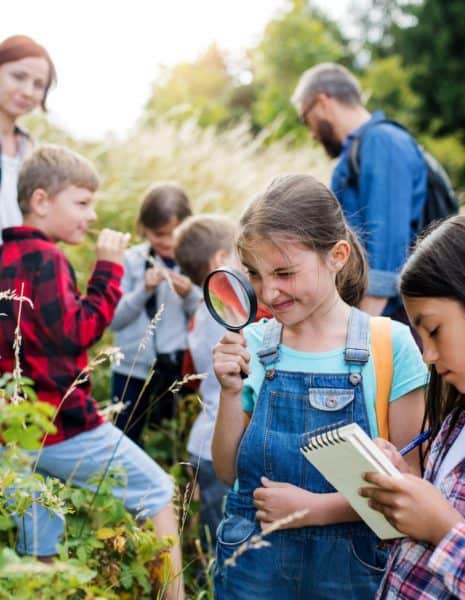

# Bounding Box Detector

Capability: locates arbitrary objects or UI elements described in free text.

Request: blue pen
[399,429,432,456]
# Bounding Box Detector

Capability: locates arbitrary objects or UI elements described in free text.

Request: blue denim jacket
[331,111,427,315]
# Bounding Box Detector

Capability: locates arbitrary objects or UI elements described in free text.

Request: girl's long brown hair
[237,174,368,306]
[400,216,465,468]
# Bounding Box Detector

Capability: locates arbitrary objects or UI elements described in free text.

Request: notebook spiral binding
[300,421,350,451]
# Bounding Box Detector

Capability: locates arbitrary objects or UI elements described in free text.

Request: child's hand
[213,331,249,393]
[168,271,193,298]
[145,266,165,291]
[96,229,130,265]
[360,471,464,545]
[373,438,411,473]
[253,477,311,529]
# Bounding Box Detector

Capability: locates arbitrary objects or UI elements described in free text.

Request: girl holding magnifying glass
[212,174,428,599]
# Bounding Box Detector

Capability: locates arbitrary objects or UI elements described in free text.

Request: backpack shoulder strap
[370,316,393,440]
[347,118,406,188]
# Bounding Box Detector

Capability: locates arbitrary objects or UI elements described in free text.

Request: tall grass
[25,113,331,228]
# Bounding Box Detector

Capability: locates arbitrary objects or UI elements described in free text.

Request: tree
[361,55,420,128]
[142,44,236,129]
[349,0,412,58]
[395,0,465,138]
[249,0,350,139]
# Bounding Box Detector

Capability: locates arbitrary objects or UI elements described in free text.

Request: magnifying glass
[203,267,257,331]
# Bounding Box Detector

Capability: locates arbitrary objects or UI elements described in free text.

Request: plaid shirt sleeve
[35,253,123,353]
[428,521,465,597]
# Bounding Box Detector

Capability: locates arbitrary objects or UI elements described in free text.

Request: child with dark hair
[111,182,200,445]
[361,215,465,599]
[212,174,427,598]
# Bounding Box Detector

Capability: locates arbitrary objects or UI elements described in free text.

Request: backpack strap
[370,316,393,440]
[347,118,407,189]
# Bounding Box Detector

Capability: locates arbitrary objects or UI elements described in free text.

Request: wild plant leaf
[76,545,88,563]
[20,386,37,402]
[120,566,133,590]
[2,424,42,449]
[0,515,14,531]
[70,489,88,509]
[96,527,116,540]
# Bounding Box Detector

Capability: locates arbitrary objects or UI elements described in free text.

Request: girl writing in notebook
[361,215,465,599]
[212,174,427,599]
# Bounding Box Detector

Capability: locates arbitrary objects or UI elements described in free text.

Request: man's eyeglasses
[299,96,318,128]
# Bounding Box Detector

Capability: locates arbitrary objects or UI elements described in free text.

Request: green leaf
[120,567,133,590]
[76,545,88,562]
[0,515,14,530]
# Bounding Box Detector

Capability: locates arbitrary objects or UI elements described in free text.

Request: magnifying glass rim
[203,266,258,331]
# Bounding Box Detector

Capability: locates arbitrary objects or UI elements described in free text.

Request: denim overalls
[215,308,387,599]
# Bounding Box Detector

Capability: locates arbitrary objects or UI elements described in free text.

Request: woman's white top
[0,153,23,240]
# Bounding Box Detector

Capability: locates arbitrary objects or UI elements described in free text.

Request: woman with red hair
[0,35,56,237]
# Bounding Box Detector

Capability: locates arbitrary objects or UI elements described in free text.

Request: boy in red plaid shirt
[0,145,183,599]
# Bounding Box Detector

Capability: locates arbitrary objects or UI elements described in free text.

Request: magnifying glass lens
[204,269,256,330]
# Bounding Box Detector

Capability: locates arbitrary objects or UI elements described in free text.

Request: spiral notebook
[300,422,405,539]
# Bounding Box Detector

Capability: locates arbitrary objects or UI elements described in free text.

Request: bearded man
[292,63,427,319]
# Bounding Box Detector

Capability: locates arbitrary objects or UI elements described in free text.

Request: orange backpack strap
[370,316,393,440]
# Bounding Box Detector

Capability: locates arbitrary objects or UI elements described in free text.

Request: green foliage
[394,0,465,138]
[0,369,183,598]
[350,0,411,59]
[142,43,237,129]
[419,134,465,192]
[249,0,349,139]
[361,55,420,129]
[0,393,56,451]
[57,467,174,598]
[0,549,103,600]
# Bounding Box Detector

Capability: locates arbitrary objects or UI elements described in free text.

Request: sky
[2,0,350,140]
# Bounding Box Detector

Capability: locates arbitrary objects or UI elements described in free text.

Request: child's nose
[261,284,279,306]
[422,343,439,365]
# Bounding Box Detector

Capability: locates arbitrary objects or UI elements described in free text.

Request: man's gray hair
[291,63,362,117]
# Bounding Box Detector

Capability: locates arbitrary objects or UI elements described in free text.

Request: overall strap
[348,118,407,187]
[344,307,370,366]
[256,319,282,367]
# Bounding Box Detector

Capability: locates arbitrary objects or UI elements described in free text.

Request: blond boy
[0,145,183,598]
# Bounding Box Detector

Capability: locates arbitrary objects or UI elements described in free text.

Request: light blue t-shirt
[242,319,428,437]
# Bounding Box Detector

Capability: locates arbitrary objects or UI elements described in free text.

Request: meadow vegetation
[0,115,330,598]
[2,0,464,594]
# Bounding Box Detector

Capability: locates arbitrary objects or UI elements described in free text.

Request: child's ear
[328,240,351,272]
[29,189,51,217]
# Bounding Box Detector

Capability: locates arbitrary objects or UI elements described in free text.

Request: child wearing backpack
[360,215,465,599]
[212,174,428,599]
[110,182,201,445]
